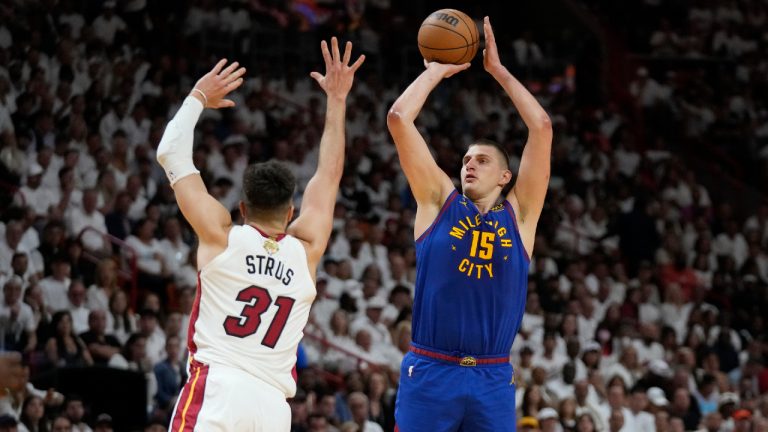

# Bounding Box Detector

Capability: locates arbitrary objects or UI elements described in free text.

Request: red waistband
[409,346,509,367]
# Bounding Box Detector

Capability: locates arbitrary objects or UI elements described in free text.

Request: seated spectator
[62,395,90,432]
[51,415,72,432]
[364,371,394,431]
[125,218,170,299]
[92,414,113,432]
[137,309,166,367]
[19,396,46,432]
[0,277,36,353]
[86,259,120,312]
[66,280,90,335]
[157,218,189,284]
[104,290,136,345]
[65,188,108,253]
[80,310,122,366]
[347,392,384,432]
[153,335,184,418]
[44,311,93,368]
[38,255,71,315]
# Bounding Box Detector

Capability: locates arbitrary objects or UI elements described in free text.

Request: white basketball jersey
[187,225,315,397]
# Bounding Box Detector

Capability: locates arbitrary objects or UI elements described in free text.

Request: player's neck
[469,194,502,215]
[244,219,286,238]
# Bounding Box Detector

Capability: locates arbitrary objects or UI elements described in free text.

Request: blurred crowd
[0,0,766,432]
[584,0,768,195]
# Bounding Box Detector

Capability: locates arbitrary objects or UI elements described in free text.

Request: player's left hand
[190,59,247,109]
[311,37,365,101]
[483,16,504,75]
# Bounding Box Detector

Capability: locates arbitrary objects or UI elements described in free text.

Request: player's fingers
[220,61,240,77]
[219,99,236,108]
[342,41,352,65]
[423,59,429,69]
[309,71,324,83]
[224,67,246,84]
[350,54,365,72]
[484,17,495,42]
[320,40,332,68]
[212,59,227,75]
[331,37,341,63]
[226,77,244,91]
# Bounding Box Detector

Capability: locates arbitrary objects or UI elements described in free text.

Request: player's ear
[239,201,248,221]
[499,169,512,186]
[286,205,296,225]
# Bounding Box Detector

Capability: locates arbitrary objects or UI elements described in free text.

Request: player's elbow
[531,114,552,133]
[386,108,407,130]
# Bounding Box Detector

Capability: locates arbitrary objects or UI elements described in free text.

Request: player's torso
[413,191,530,355]
[190,225,315,397]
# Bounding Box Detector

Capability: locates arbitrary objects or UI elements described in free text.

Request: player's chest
[430,208,518,279]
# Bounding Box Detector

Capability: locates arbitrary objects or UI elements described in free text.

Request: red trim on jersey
[187,272,202,355]
[409,346,508,365]
[247,223,287,241]
[291,363,298,383]
[415,190,459,243]
[171,362,210,431]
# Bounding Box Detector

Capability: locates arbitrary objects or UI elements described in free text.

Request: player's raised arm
[386,62,468,209]
[156,60,246,265]
[288,38,364,270]
[484,17,552,250]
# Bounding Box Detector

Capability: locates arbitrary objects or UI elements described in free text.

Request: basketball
[418,9,479,65]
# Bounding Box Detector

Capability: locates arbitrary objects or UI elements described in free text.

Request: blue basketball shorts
[395,345,517,432]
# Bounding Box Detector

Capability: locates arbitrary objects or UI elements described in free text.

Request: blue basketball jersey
[412,190,530,356]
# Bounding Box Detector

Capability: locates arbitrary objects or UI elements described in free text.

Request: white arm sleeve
[156,96,204,186]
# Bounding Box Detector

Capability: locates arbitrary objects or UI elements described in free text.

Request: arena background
[0,0,766,431]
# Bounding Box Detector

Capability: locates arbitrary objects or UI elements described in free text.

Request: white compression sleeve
[156,96,204,186]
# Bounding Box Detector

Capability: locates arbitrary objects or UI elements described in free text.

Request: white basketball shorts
[169,360,291,431]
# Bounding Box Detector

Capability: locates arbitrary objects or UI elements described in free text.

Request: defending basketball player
[157,38,364,431]
[387,17,551,431]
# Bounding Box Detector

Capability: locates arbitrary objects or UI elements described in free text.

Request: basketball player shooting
[156,38,364,431]
[387,17,551,431]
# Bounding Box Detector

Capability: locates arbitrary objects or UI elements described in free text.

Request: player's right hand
[191,59,247,109]
[423,59,470,79]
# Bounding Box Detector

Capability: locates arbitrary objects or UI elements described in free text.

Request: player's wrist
[187,90,207,108]
[487,64,509,79]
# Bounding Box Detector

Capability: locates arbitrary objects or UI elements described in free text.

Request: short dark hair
[242,161,296,217]
[468,138,510,169]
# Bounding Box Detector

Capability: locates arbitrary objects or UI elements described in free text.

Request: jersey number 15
[223,286,296,348]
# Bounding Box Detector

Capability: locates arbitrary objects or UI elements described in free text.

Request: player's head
[240,161,297,227]
[460,139,512,200]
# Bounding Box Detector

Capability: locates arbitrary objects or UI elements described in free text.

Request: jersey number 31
[223,286,296,348]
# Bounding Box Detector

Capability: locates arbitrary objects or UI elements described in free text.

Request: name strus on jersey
[245,254,294,286]
[447,210,513,280]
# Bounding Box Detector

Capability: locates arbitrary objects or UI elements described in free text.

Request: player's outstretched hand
[190,59,246,109]
[423,59,470,79]
[483,16,504,75]
[311,37,365,101]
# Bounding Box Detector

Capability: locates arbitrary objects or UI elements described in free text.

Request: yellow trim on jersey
[179,366,202,431]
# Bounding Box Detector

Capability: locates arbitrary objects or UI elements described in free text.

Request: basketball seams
[418,9,479,64]
[417,43,475,50]
[449,9,477,45]
[455,11,478,63]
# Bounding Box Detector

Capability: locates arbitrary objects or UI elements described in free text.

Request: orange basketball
[418,9,479,65]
